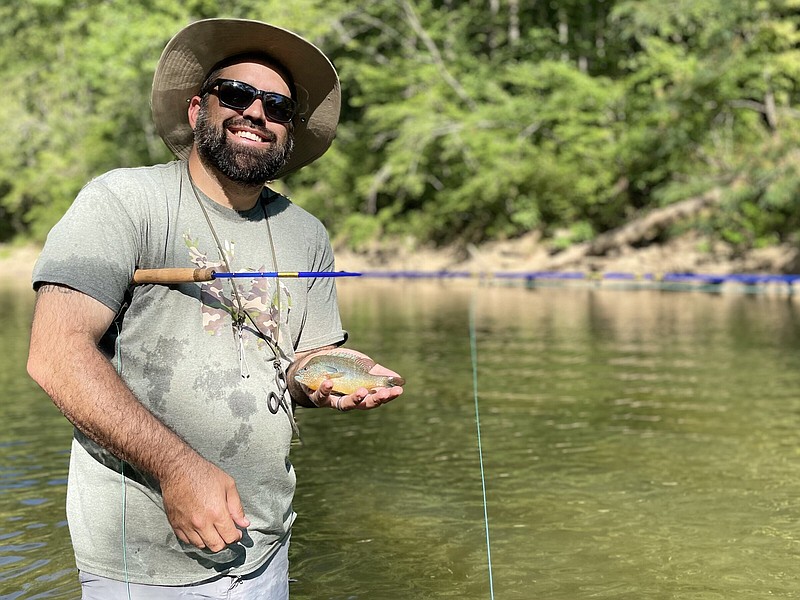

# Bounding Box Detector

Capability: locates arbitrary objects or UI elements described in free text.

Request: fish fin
[324,372,345,380]
[325,350,376,372]
[389,376,405,387]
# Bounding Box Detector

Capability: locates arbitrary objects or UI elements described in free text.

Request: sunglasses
[202,79,298,123]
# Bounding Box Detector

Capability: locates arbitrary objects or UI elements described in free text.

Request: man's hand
[289,347,404,411]
[160,451,250,552]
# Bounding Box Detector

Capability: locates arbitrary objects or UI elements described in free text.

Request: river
[2,280,800,599]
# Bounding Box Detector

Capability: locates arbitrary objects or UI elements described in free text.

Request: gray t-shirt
[32,161,345,584]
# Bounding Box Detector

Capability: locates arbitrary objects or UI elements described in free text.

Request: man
[26,18,403,599]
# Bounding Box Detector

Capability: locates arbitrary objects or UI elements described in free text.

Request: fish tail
[388,375,405,387]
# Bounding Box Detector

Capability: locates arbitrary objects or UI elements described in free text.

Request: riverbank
[332,231,800,278]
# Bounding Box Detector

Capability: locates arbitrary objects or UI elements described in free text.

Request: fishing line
[115,324,133,600]
[469,289,495,599]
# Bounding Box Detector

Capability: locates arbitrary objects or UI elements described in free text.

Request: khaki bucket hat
[151,18,340,179]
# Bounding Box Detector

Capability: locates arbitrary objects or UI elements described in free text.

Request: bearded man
[27,18,403,600]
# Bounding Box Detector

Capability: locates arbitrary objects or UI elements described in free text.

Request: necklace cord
[114,322,133,600]
[190,185,278,352]
[188,177,298,435]
[188,179,281,353]
[469,290,495,599]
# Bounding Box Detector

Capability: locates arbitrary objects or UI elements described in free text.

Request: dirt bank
[333,231,800,277]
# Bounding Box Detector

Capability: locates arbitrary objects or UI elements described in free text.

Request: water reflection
[0,282,75,599]
[3,280,800,599]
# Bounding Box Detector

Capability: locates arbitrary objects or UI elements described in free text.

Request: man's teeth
[235,131,262,142]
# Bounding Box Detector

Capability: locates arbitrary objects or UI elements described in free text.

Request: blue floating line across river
[357,270,800,283]
[350,270,800,294]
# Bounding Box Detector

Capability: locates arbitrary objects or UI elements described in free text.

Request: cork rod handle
[132,268,216,285]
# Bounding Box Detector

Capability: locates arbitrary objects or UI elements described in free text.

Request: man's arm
[27,284,249,552]
[287,346,404,411]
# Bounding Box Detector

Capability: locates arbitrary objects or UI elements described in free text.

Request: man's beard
[194,104,294,185]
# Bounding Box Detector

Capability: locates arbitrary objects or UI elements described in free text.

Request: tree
[3,0,799,255]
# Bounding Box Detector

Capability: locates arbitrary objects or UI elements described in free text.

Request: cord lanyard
[188,175,299,437]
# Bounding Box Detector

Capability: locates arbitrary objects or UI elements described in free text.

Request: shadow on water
[3,279,800,599]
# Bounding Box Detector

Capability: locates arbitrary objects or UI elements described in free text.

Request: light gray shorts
[78,535,290,600]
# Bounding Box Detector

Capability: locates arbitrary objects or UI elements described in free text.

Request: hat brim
[151,18,340,179]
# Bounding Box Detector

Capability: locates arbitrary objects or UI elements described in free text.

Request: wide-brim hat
[151,18,340,179]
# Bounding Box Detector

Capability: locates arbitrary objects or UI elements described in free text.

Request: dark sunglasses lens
[218,81,257,109]
[263,94,296,123]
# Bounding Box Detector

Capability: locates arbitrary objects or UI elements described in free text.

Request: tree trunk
[547,189,724,268]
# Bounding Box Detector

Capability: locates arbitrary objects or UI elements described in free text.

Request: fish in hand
[294,351,405,395]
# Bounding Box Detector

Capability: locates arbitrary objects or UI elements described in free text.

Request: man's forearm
[43,347,196,481]
[28,286,200,484]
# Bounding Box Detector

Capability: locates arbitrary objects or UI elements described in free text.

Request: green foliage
[3,0,800,256]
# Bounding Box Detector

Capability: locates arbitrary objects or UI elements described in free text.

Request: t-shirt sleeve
[31,177,141,314]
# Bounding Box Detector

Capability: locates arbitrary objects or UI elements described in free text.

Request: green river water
[2,279,800,599]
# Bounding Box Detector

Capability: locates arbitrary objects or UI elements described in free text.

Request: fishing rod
[131,267,362,285]
[131,267,800,297]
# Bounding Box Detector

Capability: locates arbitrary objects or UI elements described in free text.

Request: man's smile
[232,130,267,144]
[226,119,278,146]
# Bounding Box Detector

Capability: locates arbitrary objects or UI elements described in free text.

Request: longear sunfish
[294,351,405,395]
